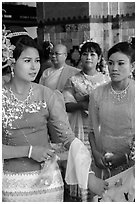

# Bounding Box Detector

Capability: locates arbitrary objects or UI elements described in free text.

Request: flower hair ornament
[2,25,30,69]
[79,38,97,52]
[46,42,54,51]
[128,36,135,48]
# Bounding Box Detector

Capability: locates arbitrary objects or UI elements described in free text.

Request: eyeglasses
[50,52,66,56]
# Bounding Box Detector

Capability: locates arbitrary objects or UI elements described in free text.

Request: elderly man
[39,43,79,92]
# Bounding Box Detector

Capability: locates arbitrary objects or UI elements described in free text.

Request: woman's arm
[2,144,29,160]
[63,77,87,112]
[3,144,56,162]
[88,92,102,151]
[88,93,106,169]
[65,101,86,112]
[47,90,75,149]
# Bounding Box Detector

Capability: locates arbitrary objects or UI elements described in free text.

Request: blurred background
[2,2,135,64]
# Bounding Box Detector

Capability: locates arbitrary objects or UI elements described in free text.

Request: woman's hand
[78,101,89,111]
[30,146,55,162]
[104,153,126,169]
[93,150,107,169]
[75,94,89,102]
[88,173,109,196]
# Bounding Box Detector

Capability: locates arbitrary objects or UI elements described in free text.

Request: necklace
[110,83,129,101]
[9,84,33,106]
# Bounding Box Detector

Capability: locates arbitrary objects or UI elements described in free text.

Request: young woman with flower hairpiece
[88,41,135,201]
[63,41,110,201]
[2,26,108,202]
[63,41,110,152]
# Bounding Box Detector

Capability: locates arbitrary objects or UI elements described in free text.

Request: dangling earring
[96,62,100,72]
[11,66,14,78]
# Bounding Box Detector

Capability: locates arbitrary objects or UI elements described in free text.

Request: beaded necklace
[9,84,33,106]
[110,83,129,102]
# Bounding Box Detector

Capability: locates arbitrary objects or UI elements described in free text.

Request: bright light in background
[16,2,36,7]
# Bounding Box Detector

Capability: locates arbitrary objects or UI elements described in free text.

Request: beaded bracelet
[28,145,33,158]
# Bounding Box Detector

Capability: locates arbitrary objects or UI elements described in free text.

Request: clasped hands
[30,146,56,163]
[93,150,126,169]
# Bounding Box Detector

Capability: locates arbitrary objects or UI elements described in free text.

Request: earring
[129,71,133,79]
[11,66,14,78]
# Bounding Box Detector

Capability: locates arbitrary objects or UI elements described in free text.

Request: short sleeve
[46,89,75,149]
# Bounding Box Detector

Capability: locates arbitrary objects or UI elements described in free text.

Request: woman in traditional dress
[63,41,110,151]
[88,41,135,188]
[62,41,110,200]
[2,26,108,202]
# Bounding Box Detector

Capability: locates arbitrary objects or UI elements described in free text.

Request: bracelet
[125,153,129,165]
[28,145,33,158]
[89,170,95,174]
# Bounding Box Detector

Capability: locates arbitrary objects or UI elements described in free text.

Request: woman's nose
[87,53,92,59]
[31,62,38,70]
[112,63,119,71]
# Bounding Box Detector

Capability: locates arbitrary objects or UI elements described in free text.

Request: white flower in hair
[46,42,54,50]
[2,26,16,69]
[79,38,97,51]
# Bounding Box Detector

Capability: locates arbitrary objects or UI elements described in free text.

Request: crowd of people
[2,25,135,202]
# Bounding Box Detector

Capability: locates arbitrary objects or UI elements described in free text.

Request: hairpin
[7,31,30,38]
[46,42,54,50]
[2,25,16,69]
[79,39,97,51]
[128,36,135,47]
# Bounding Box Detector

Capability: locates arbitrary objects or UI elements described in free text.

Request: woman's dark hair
[80,42,102,57]
[108,41,135,63]
[12,35,40,61]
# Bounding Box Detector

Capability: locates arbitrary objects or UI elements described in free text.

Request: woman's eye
[36,59,40,63]
[118,62,124,66]
[108,61,113,65]
[82,53,88,56]
[25,59,30,63]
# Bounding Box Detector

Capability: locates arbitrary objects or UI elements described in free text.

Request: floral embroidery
[71,72,108,96]
[2,87,47,131]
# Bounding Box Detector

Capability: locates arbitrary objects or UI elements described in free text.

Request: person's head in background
[107,41,135,86]
[79,41,102,75]
[3,26,41,84]
[50,44,67,69]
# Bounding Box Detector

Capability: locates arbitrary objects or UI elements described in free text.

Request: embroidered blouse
[63,71,110,103]
[88,80,135,154]
[2,83,75,148]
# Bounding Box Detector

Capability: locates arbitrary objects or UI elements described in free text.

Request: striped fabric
[2,167,64,202]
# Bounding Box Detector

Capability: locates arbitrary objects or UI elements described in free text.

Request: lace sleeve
[46,89,75,149]
[63,77,76,103]
[88,88,101,149]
